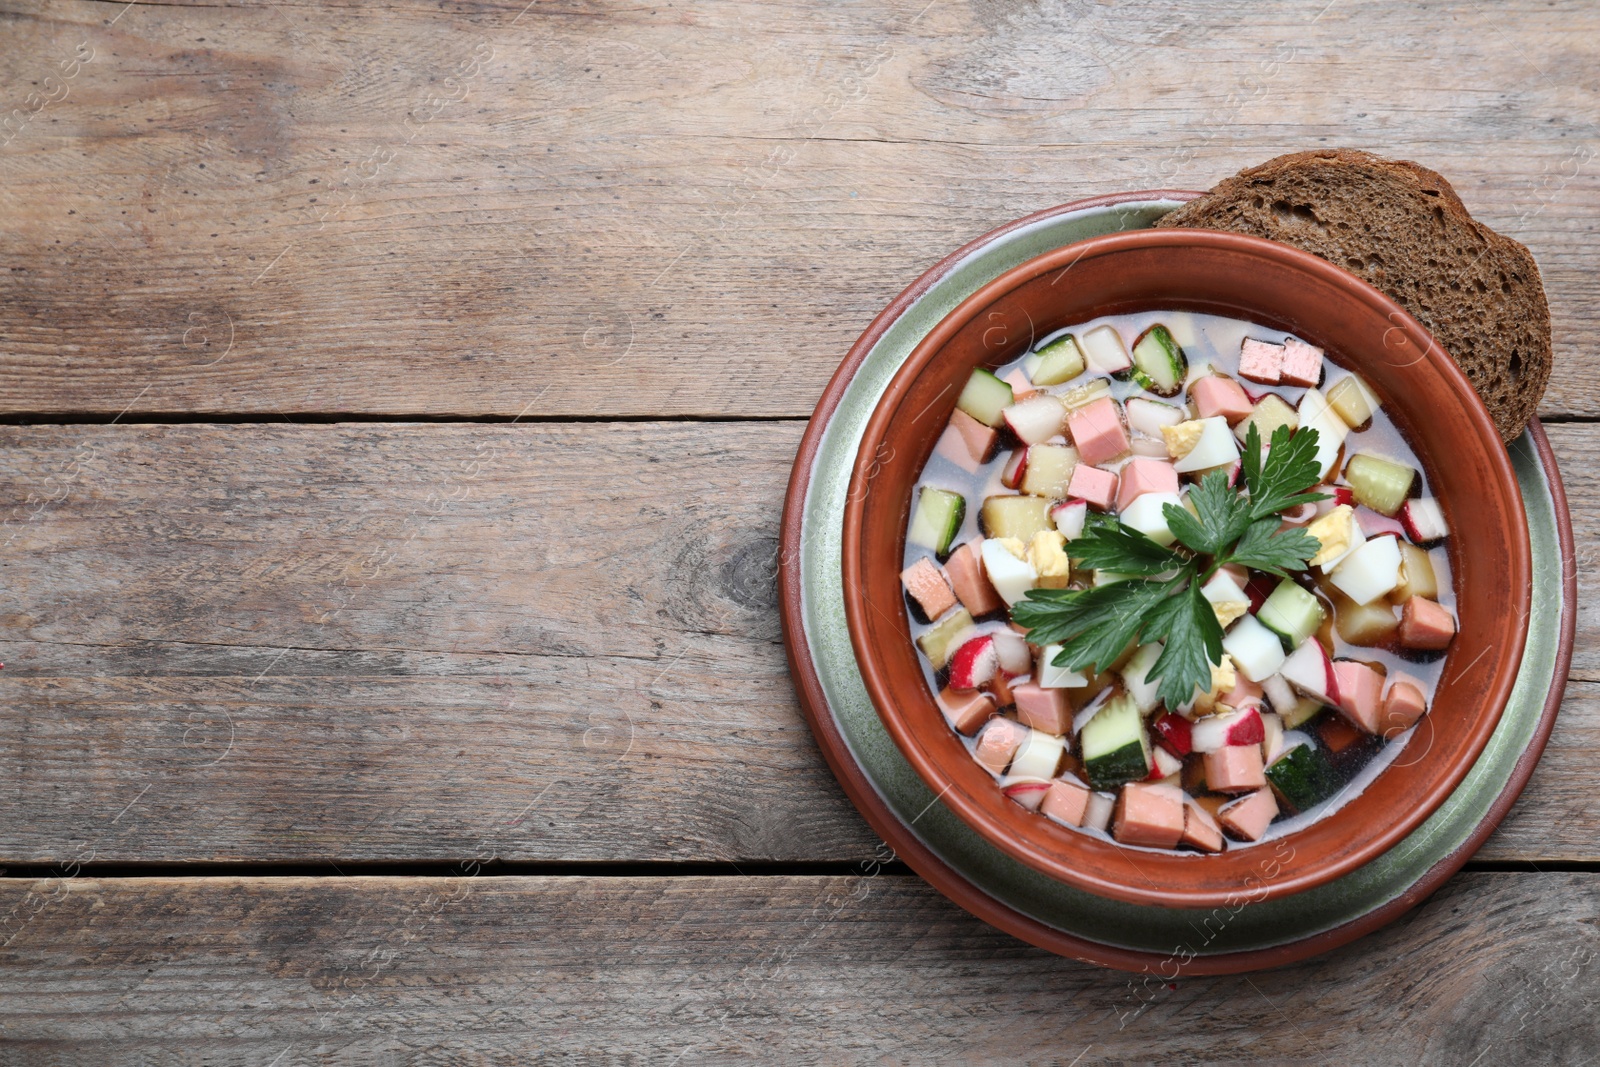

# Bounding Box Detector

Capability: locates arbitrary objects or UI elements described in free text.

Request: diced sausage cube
[1399,596,1456,650]
[1066,396,1130,466]
[1181,798,1225,853]
[1067,464,1118,511]
[1041,778,1091,827]
[950,408,999,464]
[1218,788,1280,842]
[932,424,981,474]
[1190,375,1254,424]
[938,688,996,735]
[1378,675,1429,736]
[1239,339,1285,384]
[1220,676,1265,711]
[972,716,1029,773]
[1332,660,1386,733]
[899,557,957,620]
[945,541,1003,616]
[1012,682,1072,736]
[1114,456,1179,512]
[1279,338,1325,387]
[986,670,1016,710]
[1203,744,1267,793]
[1113,782,1186,848]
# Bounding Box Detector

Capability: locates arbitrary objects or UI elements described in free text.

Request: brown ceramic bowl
[841,229,1530,910]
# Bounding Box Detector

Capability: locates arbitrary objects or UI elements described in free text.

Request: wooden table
[0,0,1595,1060]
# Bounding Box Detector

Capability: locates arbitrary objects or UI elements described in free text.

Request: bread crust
[1156,148,1550,442]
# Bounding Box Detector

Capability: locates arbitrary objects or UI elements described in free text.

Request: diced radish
[1010,729,1067,780]
[1081,324,1132,374]
[1222,615,1288,682]
[1050,498,1087,540]
[1000,448,1027,490]
[1003,394,1068,445]
[1260,712,1285,764]
[979,539,1038,606]
[1121,642,1164,714]
[1131,436,1171,458]
[1126,396,1186,437]
[1172,417,1240,474]
[1280,637,1341,707]
[1191,707,1265,753]
[1400,497,1449,543]
[1148,746,1183,780]
[1355,507,1406,539]
[990,630,1032,676]
[1152,712,1193,757]
[1119,491,1182,546]
[1036,644,1087,689]
[1333,487,1355,507]
[1297,388,1350,479]
[1328,534,1402,606]
[948,635,999,690]
[1202,570,1249,607]
[1244,573,1277,613]
[1083,790,1115,832]
[1001,778,1051,811]
[1262,674,1297,716]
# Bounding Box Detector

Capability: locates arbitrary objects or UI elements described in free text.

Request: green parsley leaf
[1164,469,1251,556]
[1064,520,1189,576]
[1141,578,1225,708]
[1224,515,1323,577]
[1015,573,1184,675]
[1242,422,1331,520]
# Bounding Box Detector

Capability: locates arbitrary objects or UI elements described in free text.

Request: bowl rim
[840,227,1532,909]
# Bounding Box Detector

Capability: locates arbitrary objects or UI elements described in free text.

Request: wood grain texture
[0,421,1591,864]
[0,873,1596,1062]
[0,0,1595,417]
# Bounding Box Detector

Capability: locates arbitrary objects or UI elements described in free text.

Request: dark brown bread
[1156,148,1550,442]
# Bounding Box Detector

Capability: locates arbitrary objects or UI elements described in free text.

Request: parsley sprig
[1011,423,1328,707]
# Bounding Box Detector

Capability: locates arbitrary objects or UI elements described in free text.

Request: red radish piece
[1000,448,1028,490]
[1280,638,1342,708]
[1191,706,1265,753]
[1400,497,1449,542]
[1262,673,1297,716]
[1244,573,1277,614]
[1355,507,1406,539]
[1146,746,1183,781]
[1001,778,1051,811]
[1051,498,1087,540]
[1333,486,1356,508]
[1002,394,1068,445]
[990,630,1032,676]
[1152,712,1194,757]
[948,635,999,691]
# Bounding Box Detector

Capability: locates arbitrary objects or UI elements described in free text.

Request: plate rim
[778,190,1576,974]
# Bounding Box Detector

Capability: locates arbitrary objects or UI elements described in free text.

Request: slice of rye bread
[1155,148,1550,442]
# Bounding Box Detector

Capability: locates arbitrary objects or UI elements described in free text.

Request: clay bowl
[841,229,1530,909]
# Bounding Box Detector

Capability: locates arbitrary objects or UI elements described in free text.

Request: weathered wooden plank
[0,0,1595,417]
[0,422,1592,865]
[0,873,1595,1062]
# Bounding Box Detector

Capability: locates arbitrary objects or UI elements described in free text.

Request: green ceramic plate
[780,192,1574,972]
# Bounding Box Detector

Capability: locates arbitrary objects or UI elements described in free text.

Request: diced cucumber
[956,368,1013,428]
[916,608,974,669]
[1264,742,1337,813]
[1025,334,1086,386]
[1129,324,1188,397]
[908,487,965,557]
[979,494,1053,541]
[1079,693,1151,791]
[1258,579,1326,651]
[1120,642,1164,713]
[1326,374,1381,428]
[1343,453,1415,517]
[1281,697,1324,730]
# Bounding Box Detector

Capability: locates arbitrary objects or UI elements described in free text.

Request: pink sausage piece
[1204,744,1267,793]
[1067,396,1130,467]
[1113,783,1186,849]
[972,716,1029,773]
[1400,596,1456,651]
[1067,464,1118,511]
[938,688,996,736]
[945,541,1003,616]
[950,408,999,464]
[899,557,957,620]
[1279,338,1325,387]
[1190,375,1254,424]
[1332,660,1386,734]
[1379,676,1429,737]
[1221,676,1265,711]
[1115,456,1179,512]
[1012,682,1072,736]
[1219,788,1280,842]
[1041,778,1091,827]
[1181,799,1226,853]
[1239,338,1285,385]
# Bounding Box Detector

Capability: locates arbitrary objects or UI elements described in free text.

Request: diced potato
[1058,377,1112,412]
[1233,394,1298,443]
[1019,443,1079,498]
[980,495,1054,541]
[1332,588,1400,646]
[1393,542,1440,603]
[1326,374,1381,428]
